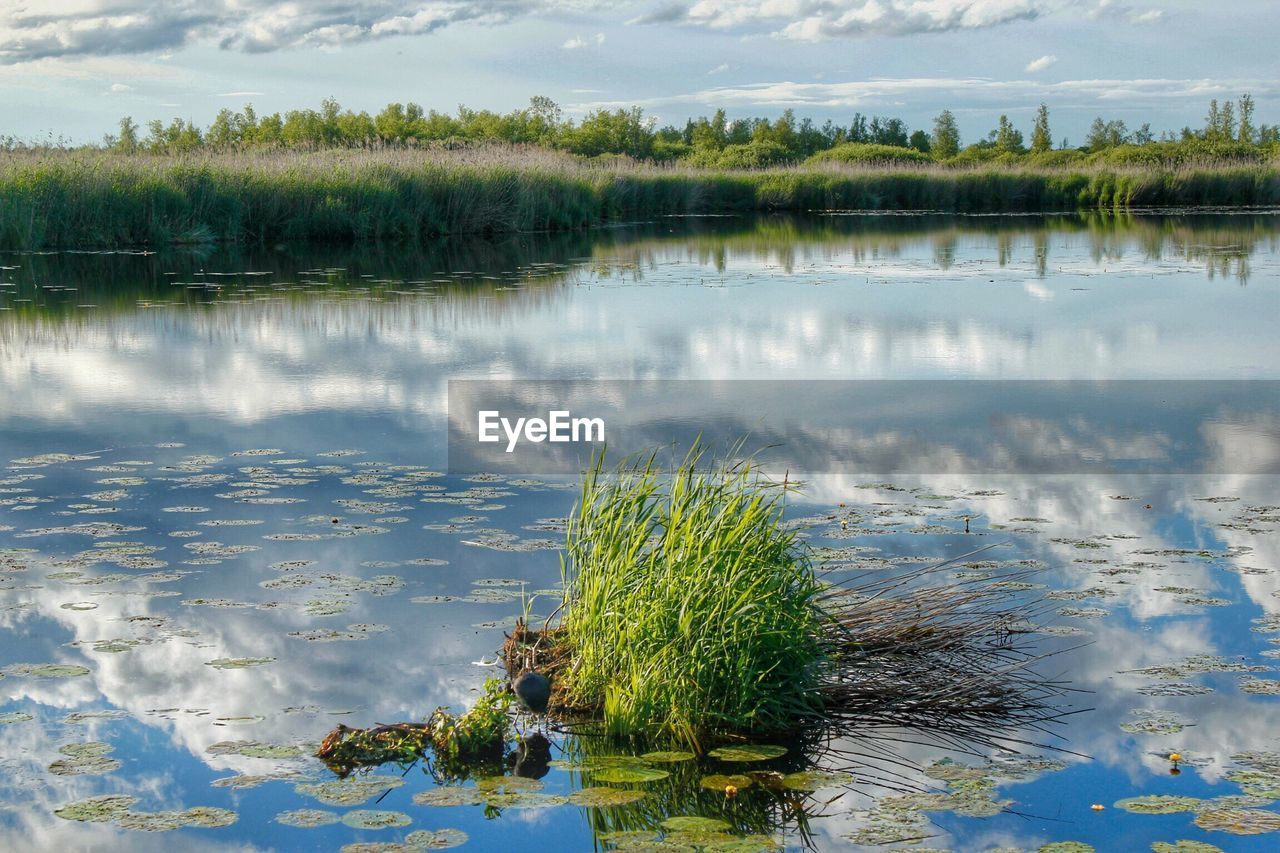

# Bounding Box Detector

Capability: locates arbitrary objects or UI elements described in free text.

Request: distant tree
[1085,117,1129,151]
[994,115,1024,153]
[1219,100,1235,142]
[114,116,139,153]
[908,129,931,153]
[930,110,960,158]
[1205,99,1222,141]
[873,117,909,147]
[1132,123,1154,145]
[1238,93,1257,144]
[1030,104,1052,154]
[848,113,869,144]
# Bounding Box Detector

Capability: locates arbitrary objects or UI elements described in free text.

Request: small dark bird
[512,670,550,714]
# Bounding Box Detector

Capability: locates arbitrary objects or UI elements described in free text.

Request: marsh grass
[2,146,1277,249]
[560,449,827,748]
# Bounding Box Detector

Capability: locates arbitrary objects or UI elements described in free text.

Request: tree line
[95,94,1280,166]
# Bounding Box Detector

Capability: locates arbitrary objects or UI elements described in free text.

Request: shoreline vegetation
[2,94,1278,249]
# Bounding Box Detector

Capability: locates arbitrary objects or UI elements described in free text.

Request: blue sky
[2,1,1278,145]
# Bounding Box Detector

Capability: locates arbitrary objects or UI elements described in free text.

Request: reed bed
[2,147,1277,249]
[552,449,1074,751]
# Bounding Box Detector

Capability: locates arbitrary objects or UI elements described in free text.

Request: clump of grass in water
[560,448,827,748]
[552,447,1076,752]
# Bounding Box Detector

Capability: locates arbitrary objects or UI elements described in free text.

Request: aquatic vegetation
[707,745,788,763]
[560,450,826,745]
[1114,795,1202,814]
[275,808,340,827]
[48,741,121,776]
[1193,808,1280,834]
[342,809,413,829]
[316,678,511,775]
[4,148,1279,251]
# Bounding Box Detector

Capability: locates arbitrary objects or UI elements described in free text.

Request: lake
[2,212,1280,852]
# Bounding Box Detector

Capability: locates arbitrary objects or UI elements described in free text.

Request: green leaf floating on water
[275,808,340,828]
[205,657,276,669]
[593,766,670,783]
[707,744,787,762]
[699,837,784,853]
[1038,844,1094,853]
[1152,842,1226,852]
[296,776,405,806]
[781,770,855,790]
[403,829,469,849]
[661,816,733,833]
[412,787,485,807]
[568,786,649,807]
[700,774,754,791]
[0,711,33,724]
[54,794,138,822]
[4,663,91,678]
[1194,808,1280,835]
[640,750,696,763]
[340,809,412,829]
[1114,795,1202,814]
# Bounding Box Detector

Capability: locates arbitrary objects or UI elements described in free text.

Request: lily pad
[640,750,696,763]
[341,809,412,829]
[1115,796,1202,814]
[593,766,670,784]
[1194,808,1280,834]
[662,816,733,833]
[53,794,138,822]
[412,787,485,807]
[0,711,33,724]
[708,744,787,762]
[569,787,649,807]
[276,808,340,828]
[701,774,754,791]
[296,776,405,806]
[206,657,276,669]
[781,770,855,790]
[404,828,469,849]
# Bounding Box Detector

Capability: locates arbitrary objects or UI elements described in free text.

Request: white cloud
[0,1,601,63]
[635,0,1068,40]
[707,62,730,74]
[562,31,606,49]
[1026,54,1058,72]
[579,75,1274,111]
[107,82,132,93]
[633,0,1169,40]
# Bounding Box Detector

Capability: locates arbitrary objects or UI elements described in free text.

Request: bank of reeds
[2,147,1278,249]
[548,449,1073,751]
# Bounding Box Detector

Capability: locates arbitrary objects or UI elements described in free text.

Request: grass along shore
[2,147,1279,250]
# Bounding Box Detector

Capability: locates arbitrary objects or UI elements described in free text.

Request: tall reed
[3,147,1277,250]
[560,449,826,748]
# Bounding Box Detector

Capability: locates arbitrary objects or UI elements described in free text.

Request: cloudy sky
[1,0,1277,145]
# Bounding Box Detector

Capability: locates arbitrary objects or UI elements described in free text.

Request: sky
[1,0,1278,146]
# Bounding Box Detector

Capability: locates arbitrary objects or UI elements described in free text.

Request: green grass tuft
[560,449,827,748]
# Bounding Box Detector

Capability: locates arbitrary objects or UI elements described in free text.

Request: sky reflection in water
[2,213,1280,851]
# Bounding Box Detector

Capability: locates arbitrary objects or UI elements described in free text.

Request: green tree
[994,114,1024,153]
[114,116,139,153]
[930,110,960,158]
[1238,93,1256,144]
[1030,104,1052,154]
[908,129,931,153]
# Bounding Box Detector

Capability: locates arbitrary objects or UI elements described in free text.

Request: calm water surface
[2,213,1279,852]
